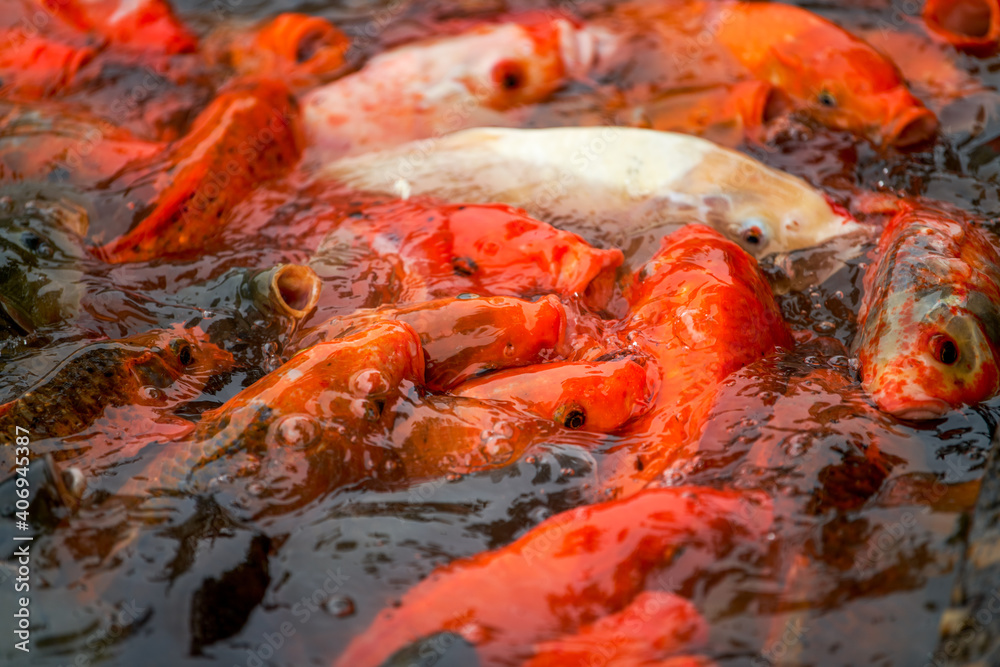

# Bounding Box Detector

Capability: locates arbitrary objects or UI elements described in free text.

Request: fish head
[858,295,1000,420]
[680,148,863,258]
[132,325,235,403]
[418,16,596,112]
[923,0,1000,51]
[0,185,90,337]
[769,31,938,147]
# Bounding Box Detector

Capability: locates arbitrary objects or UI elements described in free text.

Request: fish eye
[492,60,527,92]
[170,339,195,366]
[737,219,770,251]
[554,404,586,429]
[817,90,837,108]
[930,334,959,365]
[20,230,53,258]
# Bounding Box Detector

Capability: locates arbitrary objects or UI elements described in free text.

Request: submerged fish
[301,15,598,158]
[95,78,302,262]
[854,205,1000,420]
[0,31,96,100]
[205,13,350,88]
[35,0,197,54]
[0,325,232,442]
[0,183,91,342]
[923,0,1000,52]
[309,199,623,309]
[335,487,772,667]
[321,127,861,262]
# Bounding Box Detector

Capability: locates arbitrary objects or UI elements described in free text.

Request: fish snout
[556,19,600,81]
[878,90,939,147]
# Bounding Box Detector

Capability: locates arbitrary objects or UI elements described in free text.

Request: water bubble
[560,467,576,477]
[525,455,537,465]
[446,472,462,482]
[350,368,386,395]
[325,595,355,618]
[834,290,844,299]
[270,414,321,449]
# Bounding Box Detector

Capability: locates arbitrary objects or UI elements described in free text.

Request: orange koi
[923,0,1000,52]
[94,78,302,263]
[712,2,938,147]
[36,0,196,54]
[309,199,622,308]
[301,294,568,392]
[335,487,772,667]
[0,30,95,100]
[524,591,710,667]
[617,80,790,146]
[601,225,793,494]
[451,356,655,433]
[301,15,598,157]
[205,13,350,88]
[118,321,424,496]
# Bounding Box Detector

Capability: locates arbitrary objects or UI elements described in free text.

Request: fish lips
[874,395,952,421]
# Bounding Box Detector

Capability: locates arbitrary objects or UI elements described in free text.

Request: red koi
[36,0,196,54]
[335,487,772,667]
[0,30,95,100]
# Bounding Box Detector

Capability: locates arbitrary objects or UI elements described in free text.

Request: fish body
[335,487,772,667]
[524,591,710,667]
[302,294,568,392]
[601,225,793,494]
[0,31,96,100]
[322,127,860,261]
[451,356,655,432]
[310,199,622,309]
[0,325,232,441]
[122,321,424,496]
[205,13,350,88]
[95,78,302,262]
[853,205,1000,420]
[301,16,598,157]
[35,0,197,54]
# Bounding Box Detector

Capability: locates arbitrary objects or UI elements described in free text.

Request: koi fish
[451,356,655,432]
[615,80,790,147]
[600,224,793,494]
[853,204,1000,420]
[301,15,598,157]
[710,2,938,147]
[0,31,96,100]
[300,294,568,391]
[0,183,91,341]
[117,321,423,496]
[0,325,233,442]
[205,13,350,88]
[322,127,861,262]
[0,101,164,185]
[166,264,322,369]
[36,0,197,54]
[524,591,710,667]
[335,487,772,667]
[309,199,622,309]
[923,0,1000,52]
[94,78,302,263]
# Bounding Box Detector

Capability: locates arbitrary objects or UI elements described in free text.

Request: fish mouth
[556,19,598,80]
[884,106,940,148]
[874,395,951,421]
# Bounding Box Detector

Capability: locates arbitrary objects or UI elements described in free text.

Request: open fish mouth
[875,395,952,421]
